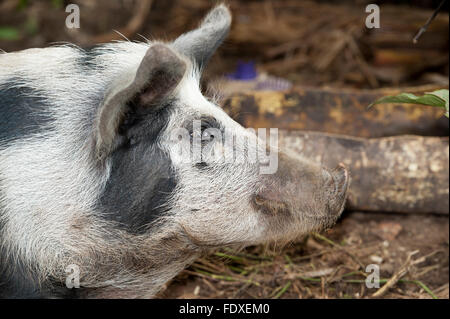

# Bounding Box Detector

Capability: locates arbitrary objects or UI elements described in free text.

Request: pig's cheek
[175,207,266,245]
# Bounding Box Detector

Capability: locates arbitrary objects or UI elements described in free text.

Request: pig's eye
[189,125,210,140]
[188,117,221,143]
[201,129,214,141]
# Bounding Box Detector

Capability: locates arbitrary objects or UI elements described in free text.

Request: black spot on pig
[97,102,177,234]
[0,257,78,298]
[0,221,78,298]
[0,80,53,144]
[77,47,103,71]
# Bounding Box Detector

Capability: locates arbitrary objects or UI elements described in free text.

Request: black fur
[77,46,103,71]
[0,220,78,298]
[0,256,79,299]
[0,80,53,144]
[97,101,177,234]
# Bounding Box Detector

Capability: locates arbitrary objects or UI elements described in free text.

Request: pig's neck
[82,231,202,299]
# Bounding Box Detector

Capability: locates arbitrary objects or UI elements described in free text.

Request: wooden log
[279,130,449,214]
[222,86,449,138]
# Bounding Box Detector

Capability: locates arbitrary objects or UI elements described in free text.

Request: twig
[231,273,258,298]
[189,268,261,287]
[372,250,421,298]
[314,30,347,71]
[342,278,438,299]
[434,283,449,294]
[413,0,447,43]
[347,34,379,88]
[272,281,292,299]
[285,267,335,280]
[321,277,326,298]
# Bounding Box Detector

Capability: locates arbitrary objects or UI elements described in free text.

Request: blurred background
[0,0,448,89]
[0,0,448,299]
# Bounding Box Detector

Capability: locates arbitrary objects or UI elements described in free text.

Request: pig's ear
[172,4,231,70]
[95,43,186,160]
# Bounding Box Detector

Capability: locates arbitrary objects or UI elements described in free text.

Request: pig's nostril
[332,163,349,196]
[254,195,266,206]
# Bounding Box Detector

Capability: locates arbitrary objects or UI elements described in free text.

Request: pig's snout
[254,153,350,221]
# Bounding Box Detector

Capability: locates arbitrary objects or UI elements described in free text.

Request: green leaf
[429,89,449,118]
[0,27,20,40]
[369,89,449,118]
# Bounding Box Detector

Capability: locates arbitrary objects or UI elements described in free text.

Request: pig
[0,5,349,298]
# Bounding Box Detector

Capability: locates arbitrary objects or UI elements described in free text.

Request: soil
[159,212,449,299]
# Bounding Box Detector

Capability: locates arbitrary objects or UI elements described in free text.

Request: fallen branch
[280,131,449,214]
[222,86,449,138]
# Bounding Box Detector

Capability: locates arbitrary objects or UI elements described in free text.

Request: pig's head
[94,5,349,251]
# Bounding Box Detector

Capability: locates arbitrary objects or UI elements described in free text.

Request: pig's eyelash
[185,117,221,133]
[198,117,221,131]
[187,117,222,143]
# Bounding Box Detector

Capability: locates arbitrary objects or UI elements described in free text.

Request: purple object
[228,61,257,80]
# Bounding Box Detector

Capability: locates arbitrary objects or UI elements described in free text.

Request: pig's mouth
[251,194,291,216]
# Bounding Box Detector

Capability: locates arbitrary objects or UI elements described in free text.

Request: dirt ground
[1,0,448,299]
[159,211,449,299]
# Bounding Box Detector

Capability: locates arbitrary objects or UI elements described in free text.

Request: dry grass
[159,212,449,299]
